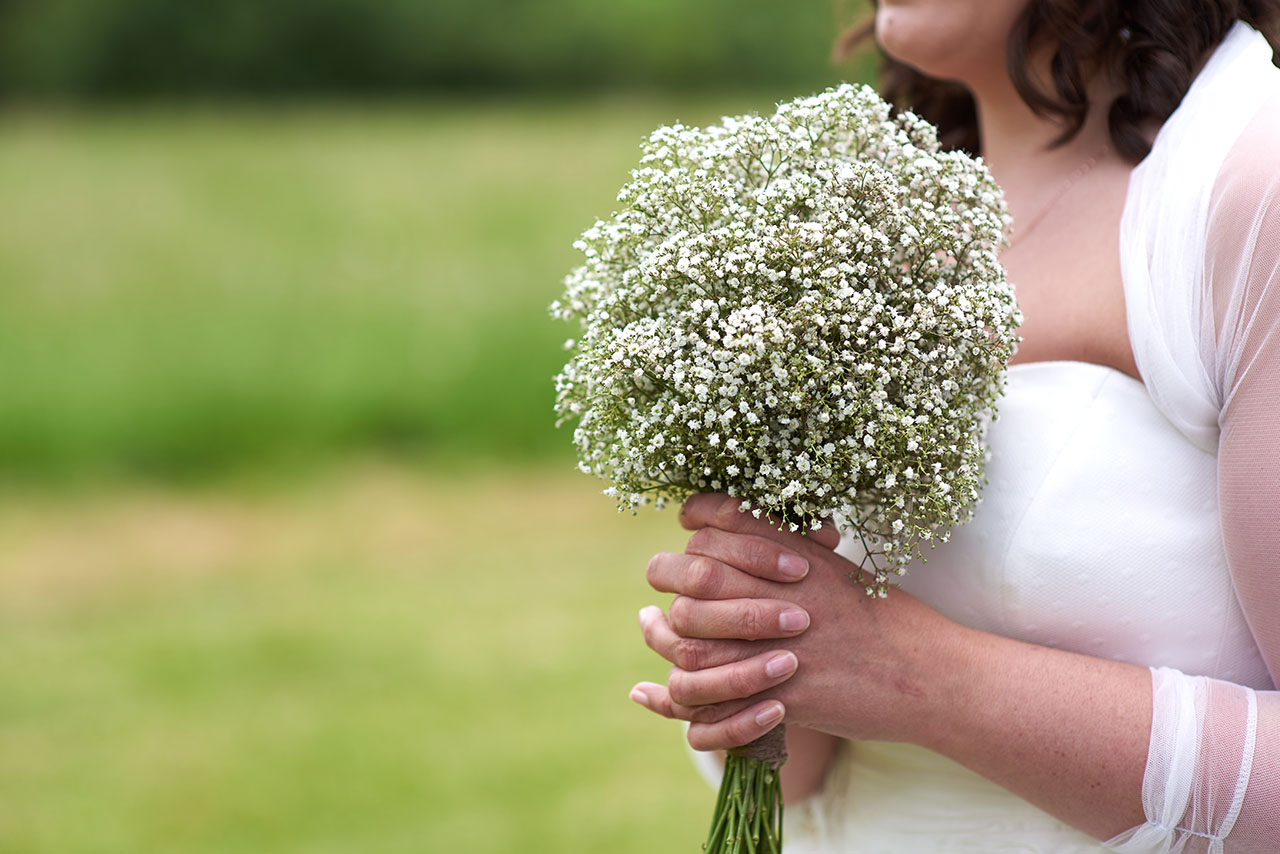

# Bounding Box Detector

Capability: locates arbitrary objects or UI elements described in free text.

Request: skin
[629,0,1158,840]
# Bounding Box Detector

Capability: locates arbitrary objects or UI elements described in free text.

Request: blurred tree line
[0,0,859,97]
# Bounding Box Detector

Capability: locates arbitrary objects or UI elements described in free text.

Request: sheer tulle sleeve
[1106,81,1280,854]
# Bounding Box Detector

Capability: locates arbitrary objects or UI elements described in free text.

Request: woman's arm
[636,494,1151,839]
[1102,109,1280,852]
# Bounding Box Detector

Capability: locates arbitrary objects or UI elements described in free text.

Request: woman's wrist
[894,615,990,754]
[905,618,1056,757]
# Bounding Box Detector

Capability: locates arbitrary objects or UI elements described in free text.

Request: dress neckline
[1007,358,1143,387]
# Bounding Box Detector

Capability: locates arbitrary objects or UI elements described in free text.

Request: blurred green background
[0,2,874,851]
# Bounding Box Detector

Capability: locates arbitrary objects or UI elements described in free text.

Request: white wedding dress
[786,363,1270,853]
[692,21,1280,853]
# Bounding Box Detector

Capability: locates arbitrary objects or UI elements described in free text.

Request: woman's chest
[1001,166,1138,378]
[1009,263,1136,377]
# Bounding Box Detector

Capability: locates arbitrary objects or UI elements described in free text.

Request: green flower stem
[703,726,785,853]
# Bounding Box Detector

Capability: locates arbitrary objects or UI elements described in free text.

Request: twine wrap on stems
[704,726,787,854]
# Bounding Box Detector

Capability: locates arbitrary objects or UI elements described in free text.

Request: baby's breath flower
[553,84,1020,593]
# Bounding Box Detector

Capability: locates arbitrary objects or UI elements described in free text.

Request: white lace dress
[702,21,1280,854]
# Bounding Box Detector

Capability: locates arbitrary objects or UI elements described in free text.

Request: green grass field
[0,465,716,853]
[0,98,842,852]
[0,95,800,481]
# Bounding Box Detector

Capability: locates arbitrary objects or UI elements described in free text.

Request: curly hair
[839,1,1280,161]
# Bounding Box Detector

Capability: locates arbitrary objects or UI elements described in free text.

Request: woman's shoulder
[1202,86,1280,412]
[1211,89,1280,220]
[1118,31,1280,445]
[1191,23,1280,213]
[1139,23,1278,191]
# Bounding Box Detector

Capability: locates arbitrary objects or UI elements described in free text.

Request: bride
[627,2,1280,851]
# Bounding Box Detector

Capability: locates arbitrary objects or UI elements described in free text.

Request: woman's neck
[968,60,1117,189]
[964,56,1122,246]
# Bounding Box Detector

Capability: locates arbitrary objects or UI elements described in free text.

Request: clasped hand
[630,493,956,752]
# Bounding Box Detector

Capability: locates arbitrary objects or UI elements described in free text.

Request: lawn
[0,96,841,851]
[0,465,712,853]
[0,95,798,480]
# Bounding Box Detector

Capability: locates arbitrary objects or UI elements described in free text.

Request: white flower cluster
[552,84,1020,594]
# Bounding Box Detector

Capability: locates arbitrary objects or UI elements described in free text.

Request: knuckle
[731,715,762,745]
[667,595,690,633]
[650,693,677,719]
[740,601,767,638]
[814,519,842,549]
[667,703,695,723]
[714,497,745,531]
[727,664,757,697]
[686,527,712,554]
[690,704,722,724]
[645,553,663,587]
[673,637,703,671]
[687,557,722,598]
[686,725,715,752]
[641,618,661,651]
[743,538,774,574]
[667,669,692,706]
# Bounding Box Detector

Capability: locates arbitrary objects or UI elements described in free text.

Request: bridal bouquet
[552,84,1019,852]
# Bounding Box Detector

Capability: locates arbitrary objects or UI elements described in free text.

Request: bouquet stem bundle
[704,727,786,853]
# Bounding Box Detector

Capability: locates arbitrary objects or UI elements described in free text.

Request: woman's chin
[875,9,962,77]
[875,0,1027,83]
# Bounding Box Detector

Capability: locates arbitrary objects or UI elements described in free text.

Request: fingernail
[779,609,809,632]
[638,606,659,626]
[629,687,649,708]
[765,651,798,678]
[778,553,809,579]
[755,702,784,727]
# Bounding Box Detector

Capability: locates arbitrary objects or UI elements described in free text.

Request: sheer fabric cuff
[1105,667,1258,854]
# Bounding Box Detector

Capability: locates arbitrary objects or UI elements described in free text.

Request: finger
[638,606,754,670]
[629,681,699,721]
[687,696,757,724]
[680,493,784,535]
[646,551,784,599]
[629,681,754,726]
[684,527,811,583]
[805,517,842,550]
[687,700,786,751]
[668,595,809,640]
[680,493,841,551]
[667,649,798,706]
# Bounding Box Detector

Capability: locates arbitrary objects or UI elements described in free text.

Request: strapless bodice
[791,361,1271,852]
[841,360,1270,690]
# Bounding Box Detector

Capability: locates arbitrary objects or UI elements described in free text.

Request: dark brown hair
[839,1,1280,162]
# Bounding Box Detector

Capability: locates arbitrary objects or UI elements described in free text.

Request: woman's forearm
[915,623,1151,840]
